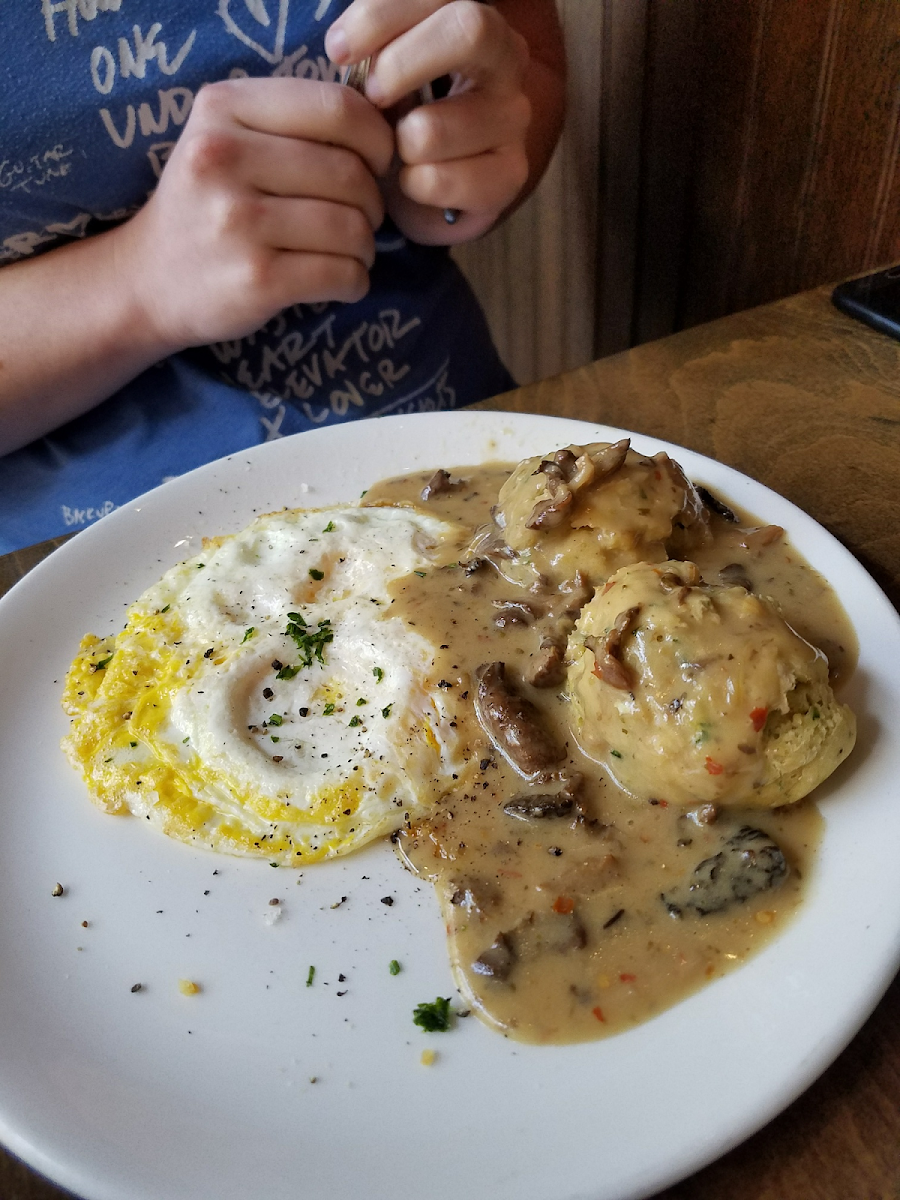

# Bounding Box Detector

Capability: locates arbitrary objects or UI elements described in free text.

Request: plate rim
[1,409,899,1200]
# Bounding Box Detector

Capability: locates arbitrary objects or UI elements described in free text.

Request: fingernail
[325,25,350,64]
[364,74,384,104]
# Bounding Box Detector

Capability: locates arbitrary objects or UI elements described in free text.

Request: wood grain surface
[2,281,899,1199]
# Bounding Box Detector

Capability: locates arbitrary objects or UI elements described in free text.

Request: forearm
[0,76,394,459]
[0,228,173,456]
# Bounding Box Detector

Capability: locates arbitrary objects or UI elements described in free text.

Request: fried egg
[62,505,470,864]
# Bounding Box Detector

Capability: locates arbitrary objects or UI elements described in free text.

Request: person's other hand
[325,0,531,245]
[119,77,395,352]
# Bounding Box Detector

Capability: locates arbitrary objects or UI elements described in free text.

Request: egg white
[62,505,469,864]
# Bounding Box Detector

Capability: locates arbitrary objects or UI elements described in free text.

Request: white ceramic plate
[1,411,899,1200]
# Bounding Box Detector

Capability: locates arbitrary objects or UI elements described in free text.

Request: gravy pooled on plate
[363,442,857,1044]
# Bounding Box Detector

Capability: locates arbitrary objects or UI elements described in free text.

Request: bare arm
[326,0,566,245]
[0,78,393,456]
[0,231,174,455]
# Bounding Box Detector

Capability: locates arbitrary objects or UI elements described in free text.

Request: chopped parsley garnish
[285,612,333,668]
[348,715,362,727]
[309,568,325,580]
[322,521,336,533]
[356,698,367,706]
[389,960,401,976]
[306,965,315,987]
[160,604,170,613]
[323,703,335,716]
[129,741,137,748]
[241,627,256,643]
[381,704,393,718]
[276,665,300,680]
[196,563,205,569]
[93,654,114,671]
[373,667,384,683]
[610,749,623,758]
[413,997,453,1032]
[271,735,280,743]
[269,713,283,726]
[413,570,426,578]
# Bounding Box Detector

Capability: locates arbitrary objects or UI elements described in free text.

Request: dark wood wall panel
[456,0,900,388]
[799,3,900,282]
[632,0,700,345]
[678,0,900,330]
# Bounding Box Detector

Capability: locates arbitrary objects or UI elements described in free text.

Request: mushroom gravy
[363,462,857,1044]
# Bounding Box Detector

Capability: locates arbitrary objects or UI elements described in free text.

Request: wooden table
[3,282,900,1199]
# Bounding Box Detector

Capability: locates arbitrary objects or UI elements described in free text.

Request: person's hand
[325,0,531,245]
[117,77,395,353]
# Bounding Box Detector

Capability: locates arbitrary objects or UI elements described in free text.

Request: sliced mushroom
[524,637,566,687]
[585,605,641,691]
[503,790,575,821]
[739,525,784,551]
[547,571,593,622]
[473,662,565,778]
[472,908,587,983]
[525,573,593,688]
[662,825,789,917]
[503,772,584,822]
[420,468,457,500]
[589,438,630,483]
[492,599,540,628]
[718,562,753,591]
[472,932,516,981]
[696,485,738,523]
[525,474,574,531]
[659,563,701,595]
[447,875,501,917]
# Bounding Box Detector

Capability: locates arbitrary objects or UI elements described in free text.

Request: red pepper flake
[592,1006,606,1022]
[552,895,575,915]
[619,972,636,983]
[705,756,724,775]
[750,706,768,732]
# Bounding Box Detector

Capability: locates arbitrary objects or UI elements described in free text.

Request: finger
[225,130,386,230]
[397,142,529,213]
[395,89,530,165]
[255,197,378,269]
[192,77,395,178]
[366,5,528,109]
[325,0,443,64]
[270,251,371,306]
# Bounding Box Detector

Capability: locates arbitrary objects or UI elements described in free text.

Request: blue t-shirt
[0,0,513,552]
